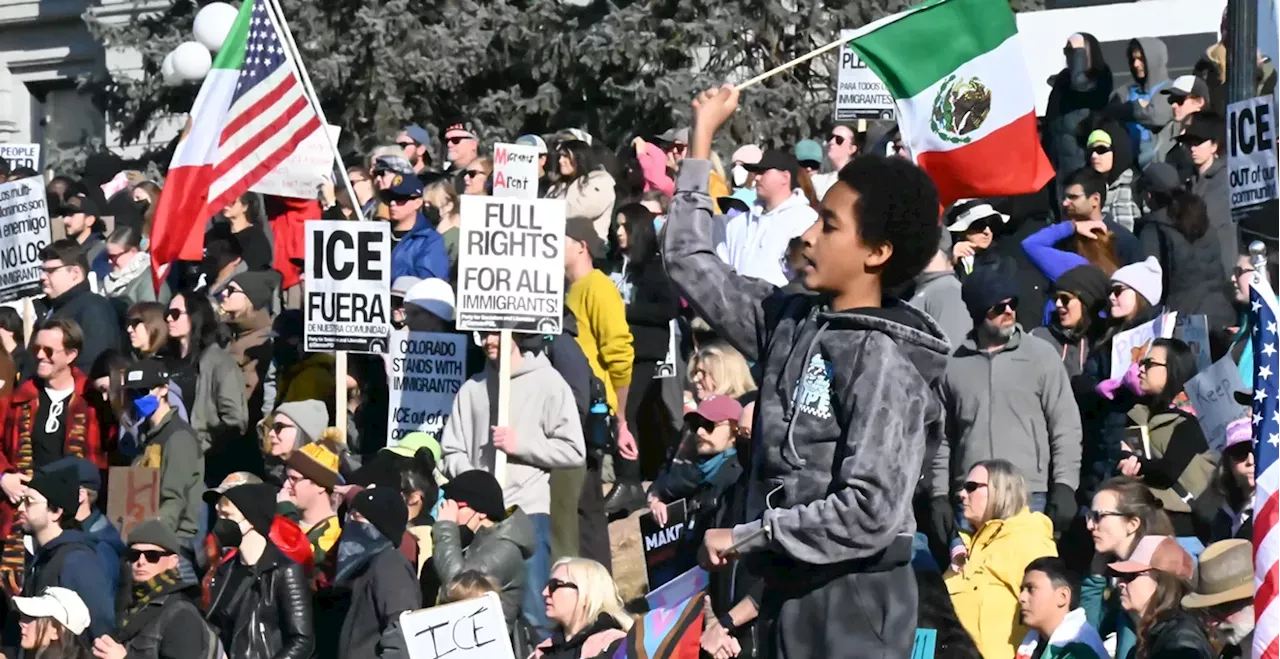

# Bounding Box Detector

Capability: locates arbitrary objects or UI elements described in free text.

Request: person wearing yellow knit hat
[285,443,343,566]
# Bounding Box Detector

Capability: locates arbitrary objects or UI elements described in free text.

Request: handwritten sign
[1110,312,1177,378]
[1183,356,1250,452]
[400,592,514,659]
[490,143,539,200]
[1173,314,1211,373]
[639,498,697,590]
[106,466,160,538]
[250,125,341,200]
[384,330,467,445]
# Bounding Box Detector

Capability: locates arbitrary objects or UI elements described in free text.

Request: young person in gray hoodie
[440,331,584,635]
[670,86,950,659]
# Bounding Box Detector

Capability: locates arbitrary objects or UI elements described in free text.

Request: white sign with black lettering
[836,33,895,121]
[491,143,540,199]
[400,592,515,659]
[304,221,391,353]
[1227,95,1277,214]
[385,330,467,445]
[456,196,564,334]
[0,144,40,171]
[0,176,52,303]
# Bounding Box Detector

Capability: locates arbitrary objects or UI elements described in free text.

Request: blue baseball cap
[385,173,424,197]
[39,456,100,490]
[402,125,430,146]
[794,139,823,166]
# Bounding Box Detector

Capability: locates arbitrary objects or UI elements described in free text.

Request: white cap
[405,278,455,322]
[516,135,548,155]
[731,145,763,165]
[13,587,91,636]
[391,276,423,299]
[945,202,1009,232]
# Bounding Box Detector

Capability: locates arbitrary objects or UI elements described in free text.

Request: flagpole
[262,0,363,222]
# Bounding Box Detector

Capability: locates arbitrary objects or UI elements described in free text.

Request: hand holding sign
[692,86,741,140]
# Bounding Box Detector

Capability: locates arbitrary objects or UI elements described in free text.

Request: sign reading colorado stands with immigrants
[455,196,565,334]
[385,330,467,445]
[0,176,52,302]
[304,220,392,353]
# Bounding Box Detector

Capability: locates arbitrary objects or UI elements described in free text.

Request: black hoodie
[1044,33,1113,177]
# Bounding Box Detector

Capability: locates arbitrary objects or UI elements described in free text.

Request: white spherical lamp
[161,51,182,86]
[193,2,238,53]
[172,41,213,81]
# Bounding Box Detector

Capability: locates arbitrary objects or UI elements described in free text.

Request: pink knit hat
[1224,417,1252,449]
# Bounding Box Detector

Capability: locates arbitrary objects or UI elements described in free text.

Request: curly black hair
[836,155,940,288]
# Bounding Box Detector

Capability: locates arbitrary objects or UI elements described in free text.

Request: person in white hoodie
[1015,557,1108,659]
[440,330,585,637]
[715,149,818,287]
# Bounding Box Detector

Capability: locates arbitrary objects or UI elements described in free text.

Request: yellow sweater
[567,270,634,413]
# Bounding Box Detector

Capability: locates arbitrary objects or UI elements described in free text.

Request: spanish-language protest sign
[0,176,52,303]
[835,32,895,121]
[1173,313,1211,373]
[455,196,565,334]
[385,330,467,446]
[251,125,342,200]
[639,499,697,591]
[1110,312,1177,378]
[400,592,515,659]
[490,143,540,199]
[304,220,391,353]
[1227,96,1277,219]
[1183,356,1250,452]
[0,144,40,171]
[107,466,160,538]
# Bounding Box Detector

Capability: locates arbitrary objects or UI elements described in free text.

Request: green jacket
[134,410,204,538]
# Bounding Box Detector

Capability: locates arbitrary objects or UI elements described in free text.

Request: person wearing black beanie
[334,486,421,659]
[1033,264,1110,377]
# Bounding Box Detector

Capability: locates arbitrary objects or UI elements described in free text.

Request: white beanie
[1111,256,1163,306]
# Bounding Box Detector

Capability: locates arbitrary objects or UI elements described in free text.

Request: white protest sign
[0,176,52,303]
[304,220,392,353]
[1183,356,1250,452]
[836,33,895,121]
[1173,314,1211,373]
[251,125,341,200]
[1227,96,1277,216]
[1110,312,1177,378]
[0,144,40,171]
[400,592,515,659]
[655,319,678,379]
[385,330,467,445]
[491,143,540,199]
[456,196,564,334]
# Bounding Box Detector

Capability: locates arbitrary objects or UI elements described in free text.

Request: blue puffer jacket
[390,213,449,281]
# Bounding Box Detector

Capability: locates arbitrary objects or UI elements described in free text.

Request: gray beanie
[273,399,329,446]
[1110,256,1164,306]
[127,519,183,555]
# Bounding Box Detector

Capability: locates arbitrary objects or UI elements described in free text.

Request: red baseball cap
[1108,535,1195,580]
[686,395,743,425]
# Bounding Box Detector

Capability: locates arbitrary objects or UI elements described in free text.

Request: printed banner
[639,498,697,591]
[455,196,564,334]
[304,220,392,353]
[400,592,515,659]
[385,330,467,446]
[0,144,40,171]
[0,176,52,303]
[835,33,895,121]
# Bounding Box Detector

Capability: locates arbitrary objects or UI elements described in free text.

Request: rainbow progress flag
[849,0,1054,206]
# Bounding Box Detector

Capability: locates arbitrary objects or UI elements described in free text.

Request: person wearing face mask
[205,482,314,659]
[1108,535,1212,658]
[432,469,537,628]
[1181,539,1255,657]
[123,360,203,573]
[727,145,761,209]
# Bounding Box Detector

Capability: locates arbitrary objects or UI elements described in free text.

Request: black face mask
[212,518,244,549]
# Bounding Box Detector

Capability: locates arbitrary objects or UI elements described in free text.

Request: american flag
[1254,273,1279,659]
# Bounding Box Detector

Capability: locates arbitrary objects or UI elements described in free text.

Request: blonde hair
[442,570,499,604]
[688,341,757,398]
[551,557,632,635]
[975,459,1029,525]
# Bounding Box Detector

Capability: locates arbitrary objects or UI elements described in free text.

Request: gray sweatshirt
[440,351,585,515]
[908,270,972,350]
[933,326,1082,498]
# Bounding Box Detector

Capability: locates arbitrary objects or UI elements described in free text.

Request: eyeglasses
[165,309,186,322]
[395,141,417,148]
[271,422,297,435]
[546,578,578,594]
[1090,145,1111,155]
[17,495,46,509]
[1233,266,1256,279]
[127,549,174,564]
[445,136,472,145]
[106,251,128,264]
[1108,285,1130,298]
[40,264,73,275]
[1138,358,1166,370]
[1085,509,1124,525]
[463,170,486,179]
[986,300,1016,317]
[829,134,847,145]
[960,481,988,493]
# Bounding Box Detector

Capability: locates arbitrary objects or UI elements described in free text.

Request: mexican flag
[849,0,1054,207]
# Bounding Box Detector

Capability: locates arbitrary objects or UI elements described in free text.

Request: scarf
[333,520,391,585]
[102,251,152,296]
[697,448,736,484]
[120,569,185,631]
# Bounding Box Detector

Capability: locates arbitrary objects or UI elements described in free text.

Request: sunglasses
[271,422,297,435]
[445,136,472,145]
[34,345,62,358]
[127,319,145,330]
[463,170,486,179]
[127,549,174,564]
[1090,145,1111,155]
[1108,285,1130,298]
[165,309,185,322]
[986,300,1016,317]
[547,578,578,594]
[1112,570,1149,584]
[219,286,245,300]
[960,481,988,493]
[380,194,417,206]
[395,141,417,148]
[829,134,847,145]
[1053,293,1079,306]
[1085,509,1124,525]
[1233,266,1256,279]
[1168,95,1190,106]
[40,264,73,275]
[1138,358,1166,370]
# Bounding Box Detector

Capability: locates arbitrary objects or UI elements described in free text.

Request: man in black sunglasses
[443,122,479,173]
[92,520,216,659]
[395,124,433,175]
[383,175,449,282]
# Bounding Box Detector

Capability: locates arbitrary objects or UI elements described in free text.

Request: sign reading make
[305,220,391,353]
[456,196,564,334]
[836,32,895,121]
[491,143,540,199]
[1227,95,1277,222]
[0,176,52,303]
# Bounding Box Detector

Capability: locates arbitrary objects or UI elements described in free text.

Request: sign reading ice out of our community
[835,31,895,121]
[384,330,467,446]
[455,196,564,335]
[1226,96,1277,220]
[0,176,52,303]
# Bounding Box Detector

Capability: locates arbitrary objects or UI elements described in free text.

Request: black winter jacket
[206,543,315,659]
[43,280,124,372]
[1140,610,1214,659]
[1138,209,1235,329]
[539,613,625,659]
[116,583,217,659]
[622,258,679,362]
[336,547,421,659]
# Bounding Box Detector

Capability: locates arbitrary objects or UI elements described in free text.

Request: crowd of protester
[0,15,1273,659]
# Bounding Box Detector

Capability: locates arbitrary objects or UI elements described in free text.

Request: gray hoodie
[1109,37,1174,166]
[440,351,585,515]
[934,326,1082,498]
[908,270,972,349]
